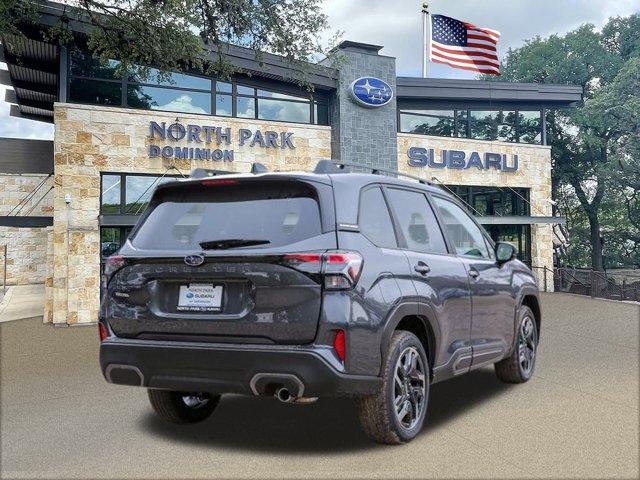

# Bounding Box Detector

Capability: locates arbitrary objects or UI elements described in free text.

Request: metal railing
[531,265,640,302]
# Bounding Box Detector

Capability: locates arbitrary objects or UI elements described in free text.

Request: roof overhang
[396,77,583,109]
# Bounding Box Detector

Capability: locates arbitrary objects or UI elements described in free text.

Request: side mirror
[495,242,517,264]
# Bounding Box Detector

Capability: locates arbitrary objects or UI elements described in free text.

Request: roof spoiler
[313,160,432,185]
[190,163,268,179]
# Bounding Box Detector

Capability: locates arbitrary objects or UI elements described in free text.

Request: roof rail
[191,163,269,179]
[313,160,432,185]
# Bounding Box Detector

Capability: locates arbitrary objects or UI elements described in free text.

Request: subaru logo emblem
[349,77,393,108]
[184,254,205,267]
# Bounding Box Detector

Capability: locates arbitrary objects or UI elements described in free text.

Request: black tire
[357,331,430,445]
[147,390,220,424]
[495,306,538,383]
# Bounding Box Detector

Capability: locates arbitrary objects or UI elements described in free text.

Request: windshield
[131,181,322,250]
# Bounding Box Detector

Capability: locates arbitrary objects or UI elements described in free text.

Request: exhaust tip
[275,387,293,403]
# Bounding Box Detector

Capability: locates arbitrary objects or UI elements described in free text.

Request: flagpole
[422,2,430,77]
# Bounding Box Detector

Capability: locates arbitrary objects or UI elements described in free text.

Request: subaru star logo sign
[349,77,393,108]
[184,254,205,267]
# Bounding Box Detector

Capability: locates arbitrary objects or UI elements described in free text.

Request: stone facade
[49,103,332,324]
[397,133,554,291]
[0,174,53,286]
[323,46,398,170]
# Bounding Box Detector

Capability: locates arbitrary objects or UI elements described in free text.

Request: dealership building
[0,1,582,325]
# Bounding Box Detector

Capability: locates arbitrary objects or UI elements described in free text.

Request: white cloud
[154,94,208,114]
[321,0,640,78]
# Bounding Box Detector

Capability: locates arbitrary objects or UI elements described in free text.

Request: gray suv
[99,161,540,444]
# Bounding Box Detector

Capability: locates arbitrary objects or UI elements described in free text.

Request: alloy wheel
[518,316,537,376]
[393,346,427,430]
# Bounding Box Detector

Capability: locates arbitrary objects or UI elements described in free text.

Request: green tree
[486,15,640,269]
[1,0,333,86]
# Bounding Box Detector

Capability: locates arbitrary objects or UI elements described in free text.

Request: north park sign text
[148,121,295,162]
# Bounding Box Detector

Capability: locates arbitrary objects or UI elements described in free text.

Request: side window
[386,188,447,254]
[358,187,398,248]
[433,197,490,259]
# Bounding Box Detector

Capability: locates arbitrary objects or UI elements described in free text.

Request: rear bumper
[99,338,382,397]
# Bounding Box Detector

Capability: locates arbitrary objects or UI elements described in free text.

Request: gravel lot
[1,293,638,479]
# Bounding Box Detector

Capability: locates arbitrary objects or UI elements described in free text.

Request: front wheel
[148,390,220,424]
[358,331,430,444]
[495,306,538,383]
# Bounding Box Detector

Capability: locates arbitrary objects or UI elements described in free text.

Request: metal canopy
[477,215,566,225]
[396,77,583,108]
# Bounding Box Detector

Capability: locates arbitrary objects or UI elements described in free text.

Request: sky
[1,0,639,141]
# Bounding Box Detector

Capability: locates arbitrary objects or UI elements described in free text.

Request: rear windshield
[131,181,322,250]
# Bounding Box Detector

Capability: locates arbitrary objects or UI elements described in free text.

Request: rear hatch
[103,176,336,344]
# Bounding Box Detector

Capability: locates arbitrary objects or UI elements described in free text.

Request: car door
[384,187,473,375]
[431,194,516,368]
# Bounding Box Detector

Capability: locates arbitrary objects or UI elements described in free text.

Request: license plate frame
[177,283,223,312]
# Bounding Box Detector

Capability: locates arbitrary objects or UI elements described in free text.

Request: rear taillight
[98,322,108,342]
[283,250,363,290]
[333,329,346,362]
[322,251,363,290]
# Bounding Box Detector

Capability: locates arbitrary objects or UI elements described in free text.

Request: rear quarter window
[131,181,322,250]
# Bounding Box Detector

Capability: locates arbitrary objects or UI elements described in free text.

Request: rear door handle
[468,268,479,279]
[414,262,431,275]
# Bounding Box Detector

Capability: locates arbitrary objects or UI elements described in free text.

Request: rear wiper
[199,238,271,250]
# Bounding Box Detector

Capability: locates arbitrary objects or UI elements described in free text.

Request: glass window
[125,175,175,214]
[433,197,490,259]
[258,98,310,123]
[400,110,455,136]
[237,85,254,95]
[128,66,210,90]
[127,85,211,114]
[70,78,122,106]
[257,89,306,101]
[455,110,469,137]
[497,111,517,142]
[469,110,498,141]
[358,187,397,248]
[100,228,121,259]
[215,93,232,116]
[216,81,232,93]
[101,175,121,213]
[314,102,329,125]
[236,96,255,118]
[518,111,542,144]
[387,189,447,254]
[131,183,322,250]
[70,49,121,79]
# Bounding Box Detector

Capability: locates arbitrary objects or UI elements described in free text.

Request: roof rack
[190,163,268,179]
[313,160,433,185]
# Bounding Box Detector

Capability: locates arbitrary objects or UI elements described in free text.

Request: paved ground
[1,293,638,479]
[0,284,45,323]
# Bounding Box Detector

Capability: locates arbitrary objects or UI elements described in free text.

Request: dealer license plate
[177,284,223,312]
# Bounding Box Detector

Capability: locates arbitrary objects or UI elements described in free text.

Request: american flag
[429,14,501,75]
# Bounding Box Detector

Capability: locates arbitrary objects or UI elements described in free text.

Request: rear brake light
[201,178,239,186]
[98,322,108,342]
[283,251,363,290]
[333,329,346,362]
